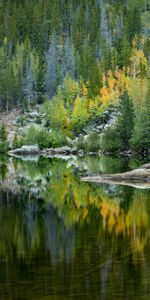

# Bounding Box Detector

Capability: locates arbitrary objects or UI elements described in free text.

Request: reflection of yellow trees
[43,159,150,255]
[100,197,120,232]
[1,158,149,260]
[99,190,149,256]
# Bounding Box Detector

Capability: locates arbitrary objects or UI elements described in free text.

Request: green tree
[116,91,134,150]
[72,96,89,132]
[0,124,9,153]
[131,81,150,154]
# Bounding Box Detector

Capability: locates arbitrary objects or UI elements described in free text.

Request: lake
[0,155,149,300]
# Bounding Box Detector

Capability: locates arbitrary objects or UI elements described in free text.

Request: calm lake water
[0,155,149,300]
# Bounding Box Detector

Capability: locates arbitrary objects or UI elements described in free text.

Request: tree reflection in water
[0,156,149,300]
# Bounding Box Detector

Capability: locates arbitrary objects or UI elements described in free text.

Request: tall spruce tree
[0,124,8,153]
[45,33,58,98]
[131,80,150,154]
[117,91,134,150]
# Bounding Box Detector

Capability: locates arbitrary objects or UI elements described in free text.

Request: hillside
[0,0,149,155]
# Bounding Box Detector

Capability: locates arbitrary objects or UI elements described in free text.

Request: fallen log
[81,164,150,189]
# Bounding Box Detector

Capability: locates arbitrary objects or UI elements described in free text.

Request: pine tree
[0,124,9,153]
[116,91,134,150]
[61,37,76,80]
[45,33,58,98]
[131,80,150,154]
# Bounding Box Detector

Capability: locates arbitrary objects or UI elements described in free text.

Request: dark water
[0,155,149,300]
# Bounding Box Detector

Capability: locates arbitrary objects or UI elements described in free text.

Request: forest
[0,3,150,299]
[0,0,150,154]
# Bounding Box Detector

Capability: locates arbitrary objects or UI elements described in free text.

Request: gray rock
[42,146,72,155]
[9,145,40,155]
[70,146,78,154]
[28,111,40,118]
[78,149,84,156]
[54,146,72,154]
[97,124,104,131]
[83,125,95,134]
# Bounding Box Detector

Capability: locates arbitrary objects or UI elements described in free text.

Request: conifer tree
[131,80,150,154]
[0,124,9,153]
[45,33,58,98]
[117,91,134,150]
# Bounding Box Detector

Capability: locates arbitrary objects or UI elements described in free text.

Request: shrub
[12,133,23,149]
[18,125,52,150]
[86,133,101,152]
[101,127,121,153]
[48,130,67,147]
[14,126,67,150]
[76,136,87,151]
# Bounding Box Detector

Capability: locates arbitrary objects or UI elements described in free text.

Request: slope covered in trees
[0,0,149,154]
[0,0,149,109]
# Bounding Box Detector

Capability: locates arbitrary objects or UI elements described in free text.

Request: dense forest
[0,0,150,154]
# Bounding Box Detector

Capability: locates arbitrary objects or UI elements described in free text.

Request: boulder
[53,146,72,154]
[42,146,72,155]
[70,146,78,154]
[83,124,95,134]
[9,145,40,155]
[78,149,84,156]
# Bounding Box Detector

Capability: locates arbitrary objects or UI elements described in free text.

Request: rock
[8,154,40,161]
[78,149,84,156]
[83,124,95,134]
[28,111,40,118]
[70,146,78,154]
[54,146,72,154]
[42,146,72,155]
[97,124,104,131]
[9,145,40,156]
[42,145,78,156]
[81,164,150,189]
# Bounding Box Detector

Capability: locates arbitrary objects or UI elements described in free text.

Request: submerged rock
[81,164,150,189]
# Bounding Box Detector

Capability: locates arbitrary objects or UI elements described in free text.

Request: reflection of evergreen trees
[0,157,149,258]
[0,157,150,299]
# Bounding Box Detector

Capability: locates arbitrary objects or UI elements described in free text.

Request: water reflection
[0,155,149,300]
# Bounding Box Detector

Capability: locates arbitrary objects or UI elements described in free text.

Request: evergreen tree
[116,91,134,150]
[0,124,9,153]
[131,81,150,154]
[23,63,35,106]
[61,37,76,80]
[45,33,58,98]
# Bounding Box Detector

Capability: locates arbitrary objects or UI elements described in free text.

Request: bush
[76,133,101,152]
[101,127,121,153]
[86,133,101,152]
[76,136,87,151]
[14,126,67,150]
[17,125,52,150]
[48,130,67,148]
[12,134,23,149]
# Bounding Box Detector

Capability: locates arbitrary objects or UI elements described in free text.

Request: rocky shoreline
[8,145,80,157]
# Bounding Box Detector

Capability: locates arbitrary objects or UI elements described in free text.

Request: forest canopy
[0,0,149,154]
[0,0,149,110]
